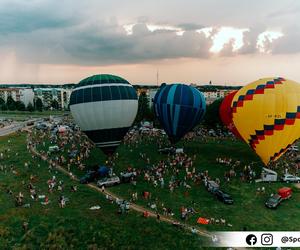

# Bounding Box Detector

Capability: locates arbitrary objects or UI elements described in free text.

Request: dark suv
[80,171,98,184]
[265,194,282,209]
[215,190,234,204]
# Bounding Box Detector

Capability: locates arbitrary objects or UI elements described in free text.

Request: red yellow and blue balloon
[231,77,300,165]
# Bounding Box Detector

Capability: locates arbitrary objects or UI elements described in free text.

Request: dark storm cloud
[0,1,78,34]
[177,23,204,31]
[271,25,300,54]
[60,23,212,65]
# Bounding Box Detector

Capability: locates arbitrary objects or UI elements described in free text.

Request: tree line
[0,96,60,112]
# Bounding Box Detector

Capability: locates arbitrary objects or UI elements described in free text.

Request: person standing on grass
[59,196,65,208]
[22,221,29,231]
[156,212,160,222]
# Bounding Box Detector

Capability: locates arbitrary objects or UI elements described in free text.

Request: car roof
[271,194,281,199]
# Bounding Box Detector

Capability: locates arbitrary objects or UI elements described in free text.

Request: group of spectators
[24,117,300,229]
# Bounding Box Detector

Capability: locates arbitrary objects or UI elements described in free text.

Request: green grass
[0,111,68,121]
[0,133,207,249]
[23,128,300,248]
[78,135,300,232]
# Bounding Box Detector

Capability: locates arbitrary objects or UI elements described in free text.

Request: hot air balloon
[153,83,206,144]
[231,77,300,165]
[219,90,243,139]
[69,74,138,155]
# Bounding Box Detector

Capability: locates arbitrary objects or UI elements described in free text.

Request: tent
[98,166,109,177]
[197,217,209,225]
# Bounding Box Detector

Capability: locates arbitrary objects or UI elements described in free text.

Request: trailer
[278,187,292,200]
[261,167,278,182]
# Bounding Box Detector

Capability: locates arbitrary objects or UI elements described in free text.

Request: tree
[1,103,7,111]
[35,98,43,112]
[0,97,5,110]
[27,102,34,112]
[6,96,16,111]
[203,98,223,128]
[51,99,59,110]
[15,101,26,111]
[65,102,70,111]
[135,92,152,123]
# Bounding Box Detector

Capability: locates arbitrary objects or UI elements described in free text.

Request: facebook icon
[246,234,257,246]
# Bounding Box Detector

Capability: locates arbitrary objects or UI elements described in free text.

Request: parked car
[80,170,98,184]
[120,172,136,183]
[68,150,79,159]
[158,147,183,155]
[281,174,300,183]
[48,145,60,153]
[265,187,292,209]
[36,123,48,130]
[97,176,120,187]
[215,190,233,204]
[206,180,219,194]
[265,194,282,209]
[158,147,176,155]
[288,145,299,152]
[26,121,34,126]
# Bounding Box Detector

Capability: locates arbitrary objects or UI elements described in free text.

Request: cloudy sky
[1,0,300,85]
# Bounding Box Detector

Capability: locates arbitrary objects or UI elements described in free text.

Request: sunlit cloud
[196,27,213,38]
[123,24,135,35]
[146,24,184,36]
[209,27,249,53]
[102,23,287,56]
[256,30,284,53]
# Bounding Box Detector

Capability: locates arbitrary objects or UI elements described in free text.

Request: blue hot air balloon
[69,74,138,155]
[153,83,206,144]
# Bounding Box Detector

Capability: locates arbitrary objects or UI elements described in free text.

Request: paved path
[0,118,40,137]
[0,122,23,136]
[25,130,212,239]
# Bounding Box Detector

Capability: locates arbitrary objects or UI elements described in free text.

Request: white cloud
[256,30,284,53]
[146,24,184,35]
[123,24,135,35]
[196,27,213,38]
[209,27,249,53]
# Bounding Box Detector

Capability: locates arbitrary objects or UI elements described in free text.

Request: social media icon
[246,234,257,246]
[261,234,273,245]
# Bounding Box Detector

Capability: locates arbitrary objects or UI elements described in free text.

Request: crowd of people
[9,116,298,233]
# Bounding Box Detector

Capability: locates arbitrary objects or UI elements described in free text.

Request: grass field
[0,111,68,121]
[0,133,206,249]
[82,136,300,232]
[4,127,300,249]
[35,127,300,234]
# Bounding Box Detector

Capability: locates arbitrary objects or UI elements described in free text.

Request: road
[0,117,46,137]
[0,122,25,136]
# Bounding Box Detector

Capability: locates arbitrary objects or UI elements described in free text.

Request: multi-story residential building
[0,83,239,110]
[0,87,34,106]
[0,84,73,110]
[33,88,72,109]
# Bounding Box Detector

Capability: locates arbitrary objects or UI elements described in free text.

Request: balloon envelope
[69,74,138,155]
[219,90,243,139]
[153,83,206,144]
[232,77,300,165]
